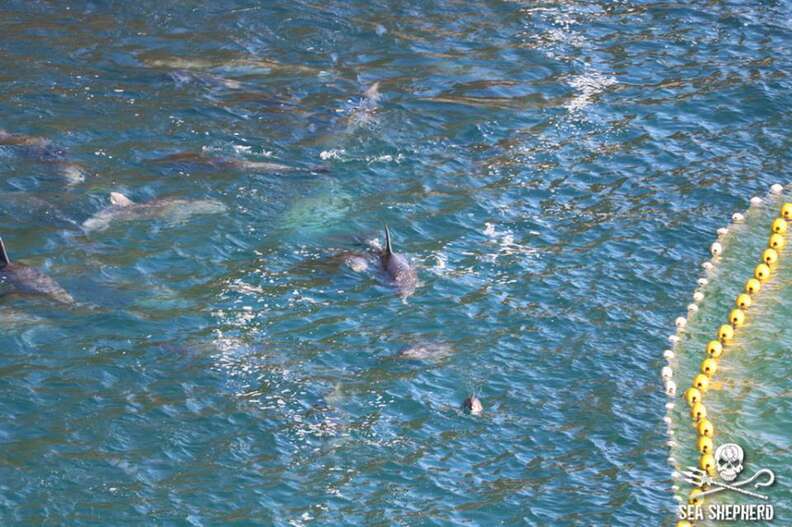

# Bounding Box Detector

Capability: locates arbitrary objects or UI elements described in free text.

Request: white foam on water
[565,71,617,113]
[320,149,345,160]
[482,221,539,261]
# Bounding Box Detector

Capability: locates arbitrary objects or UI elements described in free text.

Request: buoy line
[661,184,789,527]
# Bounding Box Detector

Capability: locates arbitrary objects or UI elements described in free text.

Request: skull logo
[715,443,744,482]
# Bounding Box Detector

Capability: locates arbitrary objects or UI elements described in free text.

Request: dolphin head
[110,192,134,207]
[463,396,483,415]
[0,237,9,268]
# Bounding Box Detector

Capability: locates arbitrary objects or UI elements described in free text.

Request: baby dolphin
[463,396,483,415]
[82,192,227,232]
[0,237,74,304]
[380,225,418,298]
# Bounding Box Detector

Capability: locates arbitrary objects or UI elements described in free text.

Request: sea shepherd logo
[678,443,776,522]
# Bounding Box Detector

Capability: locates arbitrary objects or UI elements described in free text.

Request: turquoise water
[1,1,791,525]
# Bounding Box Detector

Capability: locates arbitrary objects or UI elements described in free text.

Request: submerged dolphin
[0,237,74,304]
[0,130,86,185]
[169,70,242,90]
[0,305,46,330]
[380,225,418,298]
[0,129,58,153]
[397,342,453,361]
[0,191,77,227]
[143,56,318,76]
[151,152,326,174]
[82,192,227,232]
[299,82,383,148]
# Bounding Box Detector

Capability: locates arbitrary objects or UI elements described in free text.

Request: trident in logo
[684,443,775,500]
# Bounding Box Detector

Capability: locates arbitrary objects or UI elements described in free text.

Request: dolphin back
[379,227,418,298]
[9,265,75,304]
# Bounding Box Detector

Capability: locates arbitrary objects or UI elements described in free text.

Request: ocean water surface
[1,1,791,525]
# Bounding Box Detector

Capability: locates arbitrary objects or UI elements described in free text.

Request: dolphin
[345,81,381,128]
[363,82,382,104]
[150,152,326,174]
[463,396,483,415]
[82,192,227,232]
[0,191,77,227]
[169,70,242,90]
[0,130,54,151]
[397,342,453,361]
[0,237,74,304]
[0,130,87,185]
[0,305,46,330]
[280,181,352,238]
[299,82,383,148]
[143,56,318,76]
[380,225,418,298]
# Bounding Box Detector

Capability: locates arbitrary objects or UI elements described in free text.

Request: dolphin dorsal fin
[364,81,381,102]
[110,192,134,207]
[384,225,393,255]
[0,237,9,268]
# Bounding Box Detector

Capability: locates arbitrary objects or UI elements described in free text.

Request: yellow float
[666,190,788,523]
